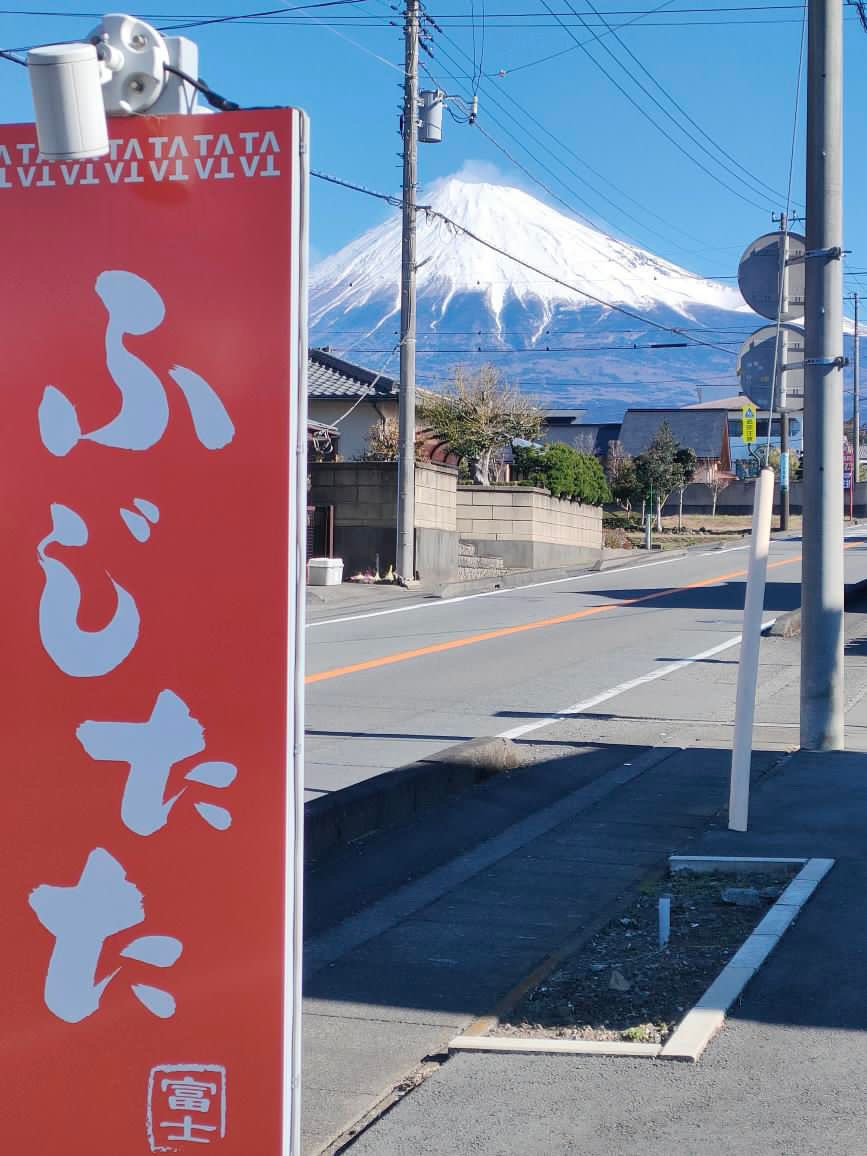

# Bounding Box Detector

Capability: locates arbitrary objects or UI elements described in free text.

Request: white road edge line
[306,548,751,629]
[497,619,777,741]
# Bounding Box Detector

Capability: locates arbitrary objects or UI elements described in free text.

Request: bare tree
[707,470,730,518]
[357,415,400,461]
[604,440,637,514]
[420,365,543,485]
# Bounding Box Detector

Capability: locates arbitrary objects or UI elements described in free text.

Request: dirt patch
[490,870,798,1046]
[604,512,804,551]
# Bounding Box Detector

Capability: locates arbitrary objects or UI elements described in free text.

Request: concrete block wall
[308,461,458,580]
[663,479,867,518]
[415,463,457,532]
[456,485,603,570]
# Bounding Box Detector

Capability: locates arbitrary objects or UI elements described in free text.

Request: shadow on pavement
[585,579,799,614]
[303,744,783,1020]
[304,739,646,940]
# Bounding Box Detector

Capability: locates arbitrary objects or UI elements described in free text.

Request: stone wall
[456,485,603,570]
[414,463,458,580]
[308,460,458,579]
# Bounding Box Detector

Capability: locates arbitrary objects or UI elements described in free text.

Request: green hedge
[513,443,612,505]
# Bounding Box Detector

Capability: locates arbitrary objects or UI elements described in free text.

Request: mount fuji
[310,177,758,422]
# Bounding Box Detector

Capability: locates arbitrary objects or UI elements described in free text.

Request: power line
[420,33,713,264]
[311,167,739,357]
[313,325,757,334]
[328,344,742,353]
[421,24,723,262]
[573,0,798,207]
[0,0,372,52]
[421,9,753,262]
[157,0,369,32]
[0,4,815,15]
[539,0,776,213]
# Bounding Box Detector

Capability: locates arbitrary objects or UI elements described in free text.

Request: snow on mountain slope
[310,176,754,417]
[311,177,746,327]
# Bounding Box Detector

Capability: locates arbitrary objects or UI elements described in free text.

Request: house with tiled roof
[618,407,732,482]
[307,347,400,461]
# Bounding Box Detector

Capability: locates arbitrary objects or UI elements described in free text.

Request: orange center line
[306,551,810,685]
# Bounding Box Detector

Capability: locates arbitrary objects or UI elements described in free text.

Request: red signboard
[0,109,307,1153]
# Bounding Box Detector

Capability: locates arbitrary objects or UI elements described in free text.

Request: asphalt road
[304,530,867,799]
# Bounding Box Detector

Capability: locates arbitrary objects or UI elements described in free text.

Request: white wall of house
[307,398,398,462]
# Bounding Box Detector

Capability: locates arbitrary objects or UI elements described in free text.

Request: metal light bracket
[804,356,848,367]
[90,13,168,115]
[805,246,844,260]
[786,246,846,264]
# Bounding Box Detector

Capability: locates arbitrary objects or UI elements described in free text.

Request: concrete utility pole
[801,0,845,750]
[396,0,419,580]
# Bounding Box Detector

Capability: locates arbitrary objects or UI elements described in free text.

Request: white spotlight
[27,43,109,161]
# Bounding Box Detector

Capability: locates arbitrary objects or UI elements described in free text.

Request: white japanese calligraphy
[120,497,160,543]
[38,503,140,677]
[29,848,182,1023]
[38,270,235,456]
[77,689,237,836]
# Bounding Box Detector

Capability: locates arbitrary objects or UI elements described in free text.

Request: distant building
[685,394,803,476]
[618,407,732,481]
[308,347,400,462]
[542,413,621,460]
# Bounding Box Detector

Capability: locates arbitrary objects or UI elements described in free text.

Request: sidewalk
[347,749,867,1156]
[302,600,867,1154]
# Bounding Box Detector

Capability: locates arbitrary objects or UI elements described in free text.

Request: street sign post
[737,231,806,321]
[844,440,855,517]
[742,404,757,443]
[0,110,308,1155]
[736,324,806,413]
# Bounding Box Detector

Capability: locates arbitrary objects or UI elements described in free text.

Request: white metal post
[729,467,775,832]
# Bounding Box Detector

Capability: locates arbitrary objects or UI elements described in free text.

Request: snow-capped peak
[310,176,745,331]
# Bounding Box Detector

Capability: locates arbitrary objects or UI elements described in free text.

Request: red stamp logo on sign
[148,1065,228,1150]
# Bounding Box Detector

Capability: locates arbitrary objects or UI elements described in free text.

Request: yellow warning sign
[742,404,757,444]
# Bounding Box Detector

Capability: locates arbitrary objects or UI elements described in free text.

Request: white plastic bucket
[307,557,344,586]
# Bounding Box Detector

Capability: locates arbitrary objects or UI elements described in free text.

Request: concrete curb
[449,1037,662,1058]
[770,575,867,637]
[660,856,834,1061]
[433,564,591,599]
[433,548,697,597]
[446,855,833,1063]
[591,548,687,572]
[304,736,521,864]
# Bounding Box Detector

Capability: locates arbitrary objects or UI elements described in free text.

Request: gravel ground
[492,872,795,1045]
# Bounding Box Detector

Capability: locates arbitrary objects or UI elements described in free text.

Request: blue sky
[2,1,867,303]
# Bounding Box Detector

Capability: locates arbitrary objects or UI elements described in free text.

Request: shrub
[513,442,612,505]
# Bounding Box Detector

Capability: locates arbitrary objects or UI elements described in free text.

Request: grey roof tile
[619,408,727,460]
[308,347,398,400]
